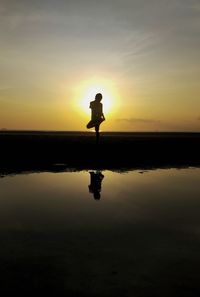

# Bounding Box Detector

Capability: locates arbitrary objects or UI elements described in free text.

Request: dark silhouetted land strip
[0,131,200,174]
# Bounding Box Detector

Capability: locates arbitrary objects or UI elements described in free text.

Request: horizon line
[0,129,200,134]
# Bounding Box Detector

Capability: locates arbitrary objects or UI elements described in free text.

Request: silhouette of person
[86,93,105,143]
[88,171,104,200]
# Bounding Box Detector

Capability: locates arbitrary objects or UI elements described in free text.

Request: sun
[81,85,113,115]
[75,79,119,117]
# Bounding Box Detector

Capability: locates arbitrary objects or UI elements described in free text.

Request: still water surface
[0,168,200,232]
[1,168,200,296]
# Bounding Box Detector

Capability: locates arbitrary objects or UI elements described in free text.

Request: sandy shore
[1,131,200,174]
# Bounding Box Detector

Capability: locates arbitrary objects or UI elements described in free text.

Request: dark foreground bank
[0,131,200,174]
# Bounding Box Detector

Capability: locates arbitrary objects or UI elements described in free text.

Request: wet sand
[1,227,200,297]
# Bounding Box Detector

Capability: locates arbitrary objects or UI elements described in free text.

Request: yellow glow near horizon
[74,79,120,118]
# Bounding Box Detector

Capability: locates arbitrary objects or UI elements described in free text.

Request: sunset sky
[0,0,200,131]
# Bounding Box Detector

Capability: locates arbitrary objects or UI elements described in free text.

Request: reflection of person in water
[86,93,105,143]
[88,171,104,200]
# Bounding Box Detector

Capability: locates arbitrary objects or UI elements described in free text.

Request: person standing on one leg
[86,93,105,143]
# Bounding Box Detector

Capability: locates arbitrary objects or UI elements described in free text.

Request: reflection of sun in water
[76,79,119,117]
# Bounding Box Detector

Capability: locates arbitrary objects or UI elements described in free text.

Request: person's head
[95,93,102,102]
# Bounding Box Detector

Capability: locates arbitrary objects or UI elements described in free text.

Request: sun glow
[75,79,119,118]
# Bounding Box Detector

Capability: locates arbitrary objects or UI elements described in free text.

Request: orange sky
[0,0,200,131]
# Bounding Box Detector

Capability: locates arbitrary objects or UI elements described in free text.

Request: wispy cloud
[116,117,198,131]
[117,118,161,124]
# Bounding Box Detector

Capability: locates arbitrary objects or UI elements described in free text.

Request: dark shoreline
[1,131,200,175]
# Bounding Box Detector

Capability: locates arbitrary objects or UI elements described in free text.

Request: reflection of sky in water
[0,168,200,232]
